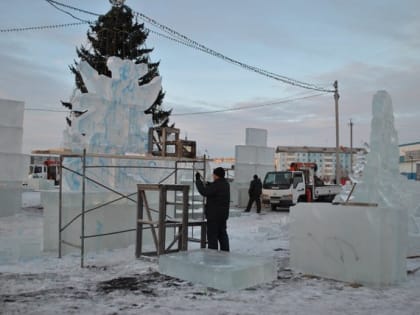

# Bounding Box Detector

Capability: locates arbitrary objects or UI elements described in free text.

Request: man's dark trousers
[245,196,261,213]
[206,220,229,251]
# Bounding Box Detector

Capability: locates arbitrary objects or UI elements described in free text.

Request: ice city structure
[233,128,275,207]
[290,91,418,287]
[0,98,27,217]
[43,57,172,254]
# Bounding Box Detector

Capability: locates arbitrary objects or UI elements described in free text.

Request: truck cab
[262,162,341,210]
[262,171,306,210]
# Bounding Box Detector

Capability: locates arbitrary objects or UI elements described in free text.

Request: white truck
[261,163,341,210]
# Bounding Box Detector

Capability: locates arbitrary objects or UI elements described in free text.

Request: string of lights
[0,22,88,33]
[39,0,334,93]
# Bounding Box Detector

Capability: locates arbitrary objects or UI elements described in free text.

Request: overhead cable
[172,92,328,116]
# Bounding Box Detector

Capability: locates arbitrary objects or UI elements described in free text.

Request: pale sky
[1,0,419,157]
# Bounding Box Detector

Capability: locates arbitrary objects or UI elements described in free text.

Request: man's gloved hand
[195,172,201,181]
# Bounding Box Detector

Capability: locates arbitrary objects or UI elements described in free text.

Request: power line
[24,92,326,115]
[45,0,91,23]
[172,92,328,116]
[40,0,335,93]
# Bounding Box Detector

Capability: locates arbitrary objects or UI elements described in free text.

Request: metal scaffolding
[56,149,207,267]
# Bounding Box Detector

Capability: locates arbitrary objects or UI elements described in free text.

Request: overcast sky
[1,0,419,157]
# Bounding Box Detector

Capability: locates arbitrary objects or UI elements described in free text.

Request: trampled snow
[1,192,420,314]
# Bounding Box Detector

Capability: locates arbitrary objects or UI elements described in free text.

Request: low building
[275,146,365,183]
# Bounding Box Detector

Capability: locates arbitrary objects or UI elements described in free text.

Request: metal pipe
[81,148,86,268]
[58,155,63,258]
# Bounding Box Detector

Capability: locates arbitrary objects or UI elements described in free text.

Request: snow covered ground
[1,192,420,314]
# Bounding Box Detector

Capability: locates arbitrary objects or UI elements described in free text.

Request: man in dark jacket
[195,167,230,251]
[244,174,262,213]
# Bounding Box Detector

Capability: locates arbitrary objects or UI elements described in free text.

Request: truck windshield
[263,172,293,189]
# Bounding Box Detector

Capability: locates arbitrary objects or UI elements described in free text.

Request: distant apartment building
[275,146,365,183]
[399,142,420,180]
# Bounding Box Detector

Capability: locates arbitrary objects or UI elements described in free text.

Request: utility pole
[334,80,340,184]
[349,119,353,175]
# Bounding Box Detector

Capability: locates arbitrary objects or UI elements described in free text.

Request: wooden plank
[158,186,167,255]
[181,185,189,251]
[141,190,159,251]
[137,184,161,191]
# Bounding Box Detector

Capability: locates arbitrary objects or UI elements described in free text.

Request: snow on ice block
[290,203,407,287]
[159,249,277,291]
[245,128,267,146]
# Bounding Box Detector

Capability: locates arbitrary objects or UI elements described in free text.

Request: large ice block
[245,128,267,146]
[0,181,22,217]
[256,146,275,165]
[0,98,24,128]
[159,249,277,291]
[0,126,23,154]
[290,203,407,287]
[235,145,257,164]
[0,153,27,181]
[234,163,274,184]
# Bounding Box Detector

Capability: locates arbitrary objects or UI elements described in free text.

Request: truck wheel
[271,204,277,211]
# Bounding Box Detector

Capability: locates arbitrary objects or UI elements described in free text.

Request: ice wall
[0,98,26,217]
[233,128,274,207]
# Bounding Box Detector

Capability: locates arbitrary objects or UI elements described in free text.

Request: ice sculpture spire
[352,90,403,207]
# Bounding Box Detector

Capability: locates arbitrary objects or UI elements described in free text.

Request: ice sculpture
[61,57,167,191]
[290,91,413,286]
[352,91,406,207]
[43,57,170,254]
[351,91,420,256]
[63,57,161,155]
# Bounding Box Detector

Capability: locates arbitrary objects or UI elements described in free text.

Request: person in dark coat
[244,174,262,213]
[195,167,230,251]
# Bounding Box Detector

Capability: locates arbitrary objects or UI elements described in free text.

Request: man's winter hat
[253,174,258,179]
[213,167,225,178]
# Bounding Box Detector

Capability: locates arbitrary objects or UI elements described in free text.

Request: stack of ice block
[290,203,407,287]
[233,128,274,207]
[0,98,26,217]
[159,249,277,291]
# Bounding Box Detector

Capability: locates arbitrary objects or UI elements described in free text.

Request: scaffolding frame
[56,149,207,267]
